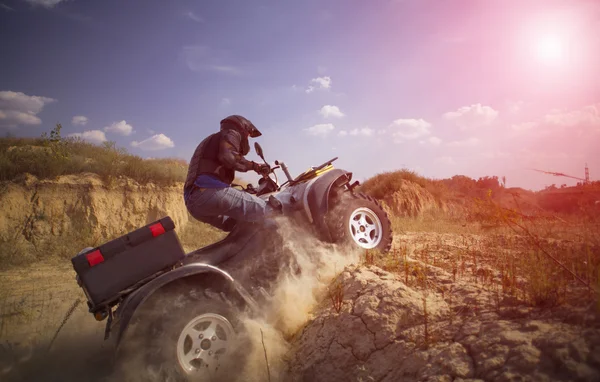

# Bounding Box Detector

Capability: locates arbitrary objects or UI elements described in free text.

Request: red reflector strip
[86,250,104,267]
[149,222,166,237]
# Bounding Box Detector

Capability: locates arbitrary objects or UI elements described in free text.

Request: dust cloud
[230,218,361,381]
[2,218,361,382]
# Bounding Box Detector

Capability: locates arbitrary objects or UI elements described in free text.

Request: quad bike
[71,142,392,380]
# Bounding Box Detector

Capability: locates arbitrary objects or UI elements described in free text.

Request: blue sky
[1,0,599,190]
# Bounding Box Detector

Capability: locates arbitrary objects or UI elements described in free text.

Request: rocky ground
[286,258,600,382]
[1,230,599,382]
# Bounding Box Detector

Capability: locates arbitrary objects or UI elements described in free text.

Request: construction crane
[530,163,590,184]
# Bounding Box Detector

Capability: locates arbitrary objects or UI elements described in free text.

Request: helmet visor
[248,124,262,138]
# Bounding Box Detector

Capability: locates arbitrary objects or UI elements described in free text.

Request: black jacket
[184,124,255,192]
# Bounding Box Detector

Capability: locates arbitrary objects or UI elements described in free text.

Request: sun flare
[535,35,565,64]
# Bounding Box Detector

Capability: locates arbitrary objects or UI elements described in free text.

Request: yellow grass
[1,124,187,186]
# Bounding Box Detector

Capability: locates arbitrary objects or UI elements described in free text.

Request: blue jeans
[185,187,273,231]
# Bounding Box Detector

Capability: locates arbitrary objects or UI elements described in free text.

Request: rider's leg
[186,187,275,228]
[186,188,229,230]
[214,187,271,223]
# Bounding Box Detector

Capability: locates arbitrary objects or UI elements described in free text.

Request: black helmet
[220,115,262,138]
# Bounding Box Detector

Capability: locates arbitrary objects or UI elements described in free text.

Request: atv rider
[184,115,275,232]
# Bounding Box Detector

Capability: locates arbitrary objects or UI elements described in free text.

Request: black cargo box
[71,216,185,311]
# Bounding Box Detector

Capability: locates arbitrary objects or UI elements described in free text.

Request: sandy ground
[1,229,598,381]
[0,263,113,382]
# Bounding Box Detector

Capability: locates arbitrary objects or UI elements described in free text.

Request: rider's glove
[252,161,270,176]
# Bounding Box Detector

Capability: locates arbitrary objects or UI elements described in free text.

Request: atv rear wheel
[114,281,250,381]
[327,192,393,252]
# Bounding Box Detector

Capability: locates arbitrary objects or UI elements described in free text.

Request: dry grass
[358,170,513,209]
[358,166,599,309]
[1,124,187,186]
[358,169,432,199]
[327,276,345,314]
[358,169,459,211]
[365,194,600,310]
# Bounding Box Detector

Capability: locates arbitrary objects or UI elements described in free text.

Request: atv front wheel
[327,192,393,252]
[115,280,250,381]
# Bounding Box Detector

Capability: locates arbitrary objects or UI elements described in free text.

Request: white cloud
[319,105,345,118]
[349,127,374,137]
[0,111,42,127]
[427,137,442,146]
[0,90,56,128]
[24,0,67,8]
[104,120,134,136]
[509,104,600,139]
[131,134,175,151]
[446,137,480,147]
[184,11,203,23]
[71,115,88,126]
[181,46,242,76]
[390,118,432,140]
[543,104,600,127]
[435,156,456,165]
[68,130,107,144]
[306,76,332,93]
[210,65,242,75]
[481,151,511,159]
[338,130,348,137]
[305,123,335,137]
[506,100,524,114]
[511,121,537,131]
[443,103,499,130]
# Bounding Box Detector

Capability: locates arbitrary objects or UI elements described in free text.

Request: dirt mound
[287,265,600,382]
[379,179,443,217]
[0,173,188,251]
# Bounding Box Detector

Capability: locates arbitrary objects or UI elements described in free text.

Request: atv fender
[113,263,258,344]
[305,169,352,236]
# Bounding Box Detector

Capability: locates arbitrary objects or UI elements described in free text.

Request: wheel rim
[348,207,383,249]
[176,313,236,376]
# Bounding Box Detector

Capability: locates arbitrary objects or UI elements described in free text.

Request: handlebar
[275,160,293,182]
[245,156,339,195]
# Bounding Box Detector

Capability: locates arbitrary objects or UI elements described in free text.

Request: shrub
[1,124,188,186]
[359,169,430,200]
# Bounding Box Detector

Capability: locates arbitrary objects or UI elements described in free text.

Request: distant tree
[444,175,478,195]
[476,176,501,193]
[41,123,69,160]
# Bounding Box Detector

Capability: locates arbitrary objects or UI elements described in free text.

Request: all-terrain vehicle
[71,142,392,380]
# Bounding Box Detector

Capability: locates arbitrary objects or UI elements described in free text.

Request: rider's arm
[218,130,256,172]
